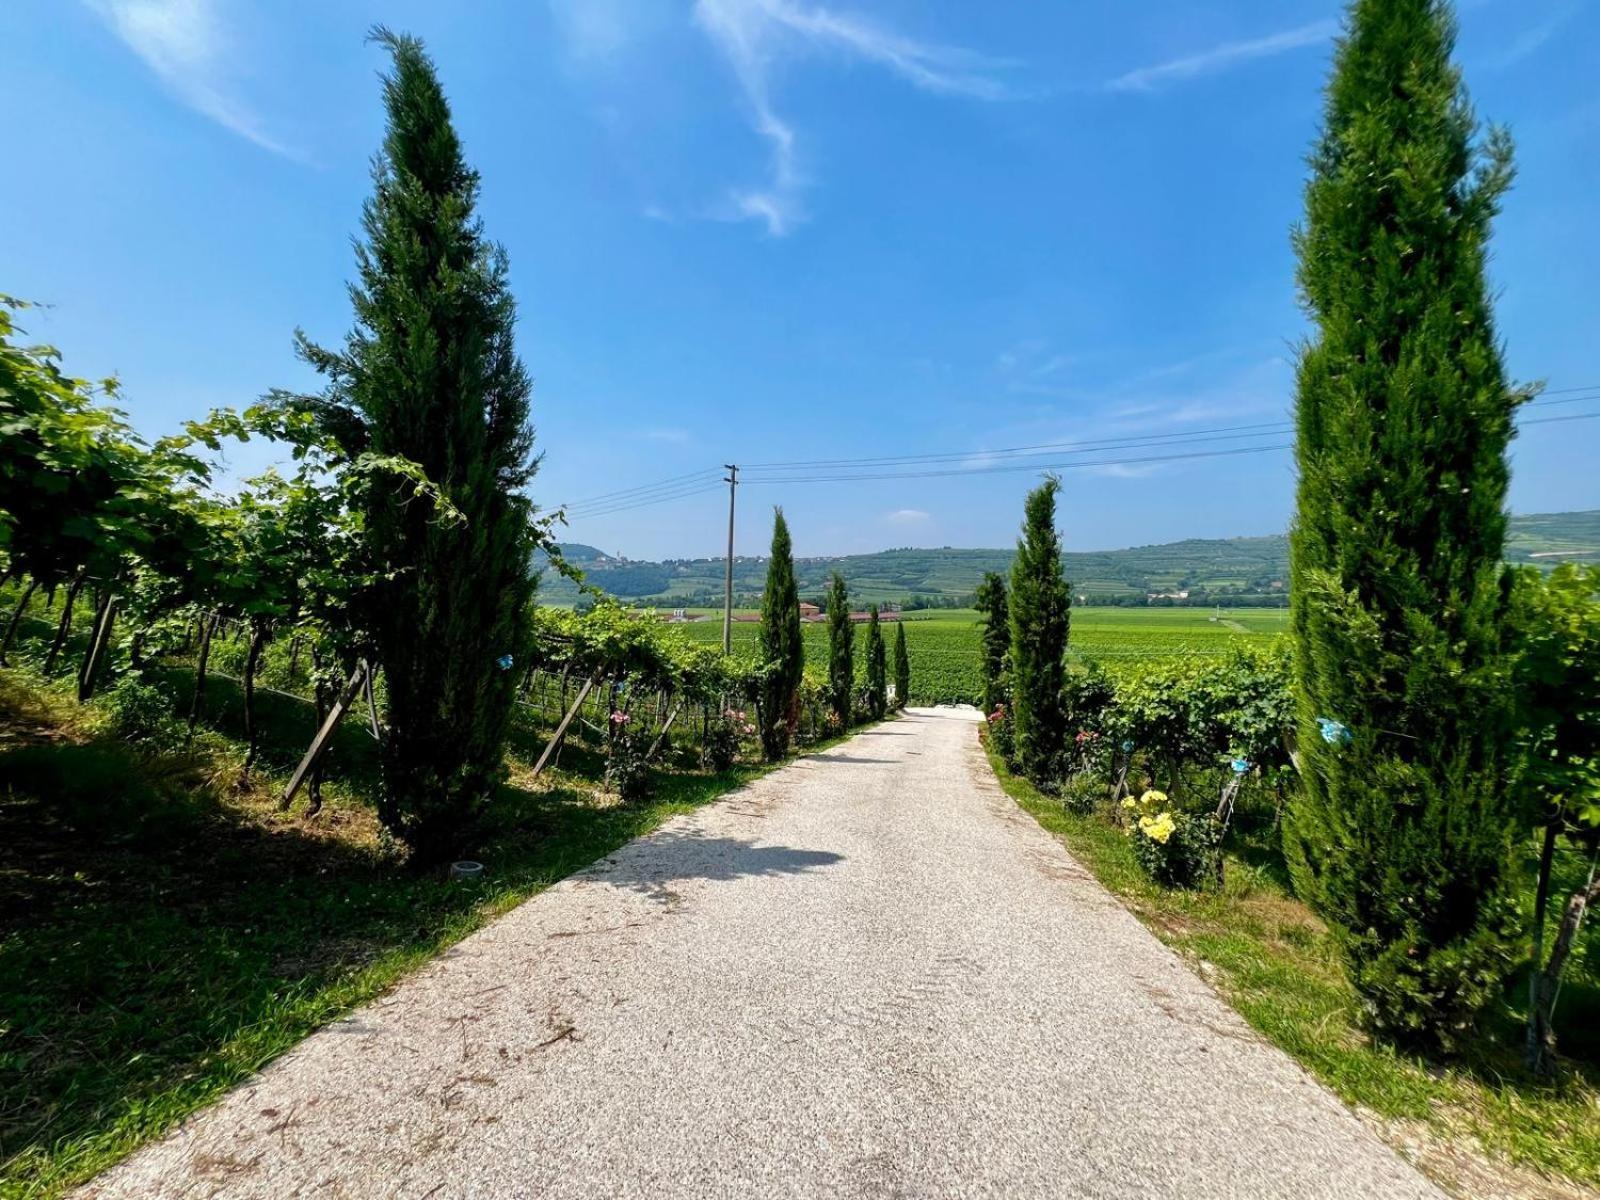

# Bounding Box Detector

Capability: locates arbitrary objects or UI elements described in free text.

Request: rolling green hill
[534,510,1600,609]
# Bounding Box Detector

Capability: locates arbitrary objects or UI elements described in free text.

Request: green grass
[982,738,1600,1194]
[674,607,1289,706]
[0,593,861,1198]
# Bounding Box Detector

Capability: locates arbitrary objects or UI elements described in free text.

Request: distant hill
[551,542,610,563]
[533,510,1600,609]
[1505,511,1600,563]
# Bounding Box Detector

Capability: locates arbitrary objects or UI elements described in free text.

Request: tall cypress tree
[1283,0,1523,1050]
[892,620,910,711]
[301,29,538,863]
[865,605,887,721]
[1009,478,1070,782]
[758,508,803,761]
[974,571,1010,714]
[826,570,853,728]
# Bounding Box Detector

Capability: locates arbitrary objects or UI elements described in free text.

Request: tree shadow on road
[591,830,844,903]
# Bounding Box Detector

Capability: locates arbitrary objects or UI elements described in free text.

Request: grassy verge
[980,736,1600,1197]
[0,642,862,1199]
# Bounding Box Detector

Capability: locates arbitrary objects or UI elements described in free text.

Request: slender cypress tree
[758,508,803,761]
[892,620,910,711]
[1009,478,1070,782]
[299,29,538,864]
[974,571,1010,714]
[865,605,887,720]
[826,570,853,728]
[1283,0,1524,1050]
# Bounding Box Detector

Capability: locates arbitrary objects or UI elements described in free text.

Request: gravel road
[80,707,1440,1199]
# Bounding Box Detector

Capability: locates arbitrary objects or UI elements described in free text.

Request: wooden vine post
[0,578,40,666]
[43,572,86,674]
[77,592,118,701]
[362,660,382,739]
[532,673,600,778]
[1527,860,1600,1076]
[646,700,683,763]
[188,613,219,737]
[281,661,368,809]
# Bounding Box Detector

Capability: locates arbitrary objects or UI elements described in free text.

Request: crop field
[673,607,1289,706]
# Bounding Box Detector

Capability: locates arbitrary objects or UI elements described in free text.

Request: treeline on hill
[980,0,1600,1079]
[534,510,1599,610]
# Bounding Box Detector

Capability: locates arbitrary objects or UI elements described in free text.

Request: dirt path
[80,708,1439,1199]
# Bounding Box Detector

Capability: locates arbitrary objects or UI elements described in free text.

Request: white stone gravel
[79,707,1441,1199]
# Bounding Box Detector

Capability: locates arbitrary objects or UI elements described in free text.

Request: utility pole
[722,464,739,655]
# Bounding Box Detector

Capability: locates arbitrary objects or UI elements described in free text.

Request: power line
[564,466,723,509]
[1526,392,1600,407]
[564,481,726,520]
[740,391,1599,475]
[744,441,1297,485]
[566,483,724,519]
[746,409,1600,487]
[740,420,1294,472]
[1522,411,1600,428]
[554,389,1600,524]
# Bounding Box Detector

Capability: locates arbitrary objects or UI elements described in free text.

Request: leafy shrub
[985,705,1015,766]
[1070,728,1109,778]
[1059,772,1101,816]
[705,707,754,773]
[1100,645,1294,796]
[103,677,183,750]
[604,712,651,802]
[1123,789,1219,888]
[1062,664,1115,738]
[794,671,831,745]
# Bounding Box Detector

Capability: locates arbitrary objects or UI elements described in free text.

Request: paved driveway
[81,707,1439,1199]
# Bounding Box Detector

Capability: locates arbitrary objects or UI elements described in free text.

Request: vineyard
[677,607,1290,705]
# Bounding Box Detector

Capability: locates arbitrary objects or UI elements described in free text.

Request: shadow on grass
[144,660,382,789]
[0,669,769,1197]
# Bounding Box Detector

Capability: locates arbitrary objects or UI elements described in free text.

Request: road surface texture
[81,707,1440,1200]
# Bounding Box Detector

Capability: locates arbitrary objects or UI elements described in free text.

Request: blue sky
[4,1,1598,559]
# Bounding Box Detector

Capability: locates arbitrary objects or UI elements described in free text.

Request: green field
[674,607,1289,706]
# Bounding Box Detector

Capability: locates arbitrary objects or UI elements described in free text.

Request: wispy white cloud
[1496,4,1579,68]
[1103,355,1291,428]
[85,0,295,157]
[691,0,1011,234]
[547,0,632,61]
[885,508,930,524]
[1086,461,1165,480]
[993,340,1083,398]
[964,351,1292,485]
[1107,19,1336,93]
[639,427,693,444]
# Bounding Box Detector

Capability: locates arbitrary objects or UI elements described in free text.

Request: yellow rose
[1139,812,1176,845]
